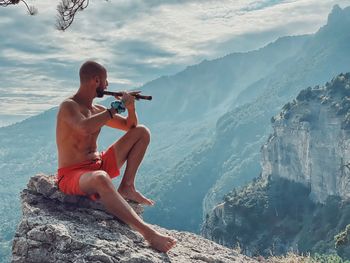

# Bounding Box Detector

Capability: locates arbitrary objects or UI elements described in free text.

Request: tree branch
[1,0,109,31]
[0,0,20,6]
[0,0,37,15]
[56,0,89,31]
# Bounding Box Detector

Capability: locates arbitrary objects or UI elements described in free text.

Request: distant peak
[327,4,350,26]
[314,4,350,38]
[332,4,342,13]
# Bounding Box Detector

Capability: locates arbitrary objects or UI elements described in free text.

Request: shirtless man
[56,60,176,252]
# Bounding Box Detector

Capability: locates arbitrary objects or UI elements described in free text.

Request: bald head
[79,61,106,84]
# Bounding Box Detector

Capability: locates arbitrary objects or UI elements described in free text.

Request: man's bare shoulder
[60,98,78,108]
[57,98,81,118]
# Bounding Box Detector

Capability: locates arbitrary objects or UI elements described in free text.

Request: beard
[96,86,104,98]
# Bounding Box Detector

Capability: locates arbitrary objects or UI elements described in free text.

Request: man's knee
[132,124,151,143]
[91,171,113,190]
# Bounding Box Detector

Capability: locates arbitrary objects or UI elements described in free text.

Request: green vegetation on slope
[203,175,350,259]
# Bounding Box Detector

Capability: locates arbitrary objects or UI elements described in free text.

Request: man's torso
[56,98,103,168]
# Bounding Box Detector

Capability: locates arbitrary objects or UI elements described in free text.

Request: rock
[261,73,350,203]
[202,73,350,256]
[12,174,257,263]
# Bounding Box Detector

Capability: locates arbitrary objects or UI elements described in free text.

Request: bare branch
[2,0,109,31]
[0,0,20,6]
[56,0,89,31]
[0,0,37,15]
[21,0,37,15]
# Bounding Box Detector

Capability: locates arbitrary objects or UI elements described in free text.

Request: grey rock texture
[12,174,257,263]
[261,73,350,203]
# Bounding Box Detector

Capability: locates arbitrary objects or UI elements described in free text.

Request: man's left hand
[114,91,141,110]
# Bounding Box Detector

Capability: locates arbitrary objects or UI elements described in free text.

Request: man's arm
[59,99,111,135]
[95,104,138,131]
[122,91,138,129]
[125,104,138,129]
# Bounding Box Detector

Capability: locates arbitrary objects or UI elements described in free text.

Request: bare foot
[144,230,177,252]
[118,186,155,206]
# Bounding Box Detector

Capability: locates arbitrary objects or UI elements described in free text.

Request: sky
[1,0,350,127]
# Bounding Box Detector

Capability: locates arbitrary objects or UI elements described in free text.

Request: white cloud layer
[1,0,350,126]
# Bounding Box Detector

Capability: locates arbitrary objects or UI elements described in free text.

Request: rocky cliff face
[12,174,257,263]
[262,73,350,203]
[201,73,350,257]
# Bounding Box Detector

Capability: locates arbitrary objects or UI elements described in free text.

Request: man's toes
[147,199,155,205]
[169,239,177,247]
[168,237,176,243]
[155,242,168,253]
[165,241,175,251]
[164,238,176,249]
[164,245,172,252]
[142,196,154,206]
[166,241,173,249]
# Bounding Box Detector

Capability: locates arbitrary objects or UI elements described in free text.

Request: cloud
[240,0,292,12]
[74,0,350,61]
[1,0,350,126]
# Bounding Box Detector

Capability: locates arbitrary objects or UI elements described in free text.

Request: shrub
[335,224,350,248]
[297,87,314,101]
[310,253,350,263]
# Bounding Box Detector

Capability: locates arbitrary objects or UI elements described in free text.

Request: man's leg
[111,125,154,205]
[79,170,176,252]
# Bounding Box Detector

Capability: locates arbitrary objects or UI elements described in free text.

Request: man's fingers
[114,90,140,102]
[129,90,141,95]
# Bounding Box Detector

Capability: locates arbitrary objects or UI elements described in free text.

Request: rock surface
[202,73,350,257]
[261,73,350,203]
[12,174,257,263]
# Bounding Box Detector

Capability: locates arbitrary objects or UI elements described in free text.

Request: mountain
[143,4,350,233]
[236,4,350,106]
[202,73,350,258]
[136,34,309,123]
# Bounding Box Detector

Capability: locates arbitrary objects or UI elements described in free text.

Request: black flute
[96,90,152,100]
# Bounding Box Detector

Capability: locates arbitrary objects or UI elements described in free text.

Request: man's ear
[93,76,100,86]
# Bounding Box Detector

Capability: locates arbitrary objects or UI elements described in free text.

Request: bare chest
[80,106,101,137]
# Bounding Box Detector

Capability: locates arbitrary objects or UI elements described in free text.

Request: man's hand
[114,91,141,110]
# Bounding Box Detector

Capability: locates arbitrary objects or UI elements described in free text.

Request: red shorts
[56,146,120,200]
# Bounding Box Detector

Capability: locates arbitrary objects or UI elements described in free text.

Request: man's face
[95,72,108,96]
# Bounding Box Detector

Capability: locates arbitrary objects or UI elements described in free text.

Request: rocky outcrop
[262,73,350,203]
[202,73,350,257]
[12,174,257,263]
